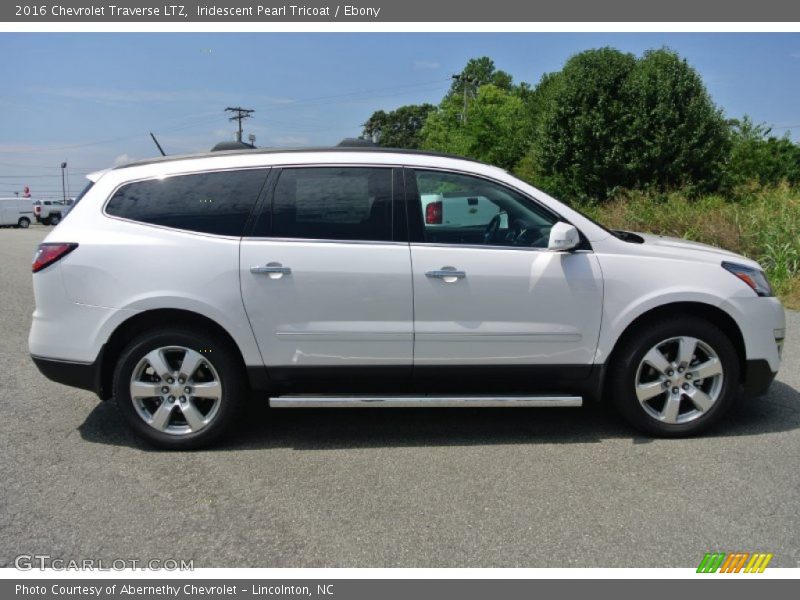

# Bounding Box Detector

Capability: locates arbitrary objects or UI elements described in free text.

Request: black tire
[112,327,246,449]
[48,213,61,226]
[607,316,740,437]
[17,217,30,229]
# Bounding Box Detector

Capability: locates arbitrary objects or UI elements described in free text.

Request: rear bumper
[743,359,777,397]
[31,350,104,399]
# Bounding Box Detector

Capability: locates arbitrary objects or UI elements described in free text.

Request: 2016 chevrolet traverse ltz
[29,148,785,448]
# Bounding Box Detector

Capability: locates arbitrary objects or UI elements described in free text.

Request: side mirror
[547,222,580,252]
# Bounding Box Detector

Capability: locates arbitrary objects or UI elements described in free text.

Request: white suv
[28,149,785,448]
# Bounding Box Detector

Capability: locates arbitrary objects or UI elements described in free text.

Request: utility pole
[451,74,478,123]
[225,107,254,142]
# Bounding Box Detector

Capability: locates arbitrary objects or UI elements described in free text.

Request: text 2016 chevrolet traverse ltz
[29,148,785,448]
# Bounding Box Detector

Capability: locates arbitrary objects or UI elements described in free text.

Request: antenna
[149,132,166,156]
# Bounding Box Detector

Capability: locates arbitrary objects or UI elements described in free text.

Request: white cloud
[414,60,441,70]
[113,153,133,166]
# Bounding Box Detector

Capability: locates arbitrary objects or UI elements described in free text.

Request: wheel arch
[98,308,250,400]
[602,301,747,391]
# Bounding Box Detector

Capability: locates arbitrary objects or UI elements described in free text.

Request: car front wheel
[608,317,740,437]
[112,327,246,449]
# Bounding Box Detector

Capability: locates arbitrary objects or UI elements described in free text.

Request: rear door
[239,166,413,392]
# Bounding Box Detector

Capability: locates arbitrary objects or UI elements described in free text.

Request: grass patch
[575,183,800,309]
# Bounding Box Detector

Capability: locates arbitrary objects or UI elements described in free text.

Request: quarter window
[412,169,559,248]
[105,169,269,236]
[267,167,393,242]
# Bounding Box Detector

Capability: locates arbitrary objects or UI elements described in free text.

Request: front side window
[105,169,269,236]
[268,167,393,242]
[412,169,559,248]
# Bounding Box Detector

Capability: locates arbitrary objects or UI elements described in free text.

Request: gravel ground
[1,226,798,568]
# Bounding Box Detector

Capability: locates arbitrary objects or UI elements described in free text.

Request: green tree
[421,84,530,169]
[623,48,730,191]
[723,116,800,187]
[362,103,436,149]
[530,47,637,200]
[448,56,514,97]
[529,47,729,200]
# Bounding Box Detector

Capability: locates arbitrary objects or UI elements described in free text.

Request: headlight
[721,261,774,297]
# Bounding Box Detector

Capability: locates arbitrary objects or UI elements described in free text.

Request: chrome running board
[269,395,583,408]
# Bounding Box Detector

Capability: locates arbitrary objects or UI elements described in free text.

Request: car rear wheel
[17,217,30,229]
[48,214,61,226]
[608,317,740,437]
[112,327,246,449]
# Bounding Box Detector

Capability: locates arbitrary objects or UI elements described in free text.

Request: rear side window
[106,169,268,236]
[265,167,393,242]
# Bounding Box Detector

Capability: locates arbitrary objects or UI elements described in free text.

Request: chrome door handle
[425,267,466,281]
[250,262,291,277]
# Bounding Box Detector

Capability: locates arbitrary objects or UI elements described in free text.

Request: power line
[0,174,90,178]
[0,79,452,157]
[267,78,450,110]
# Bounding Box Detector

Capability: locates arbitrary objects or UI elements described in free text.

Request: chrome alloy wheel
[129,346,222,436]
[634,336,724,424]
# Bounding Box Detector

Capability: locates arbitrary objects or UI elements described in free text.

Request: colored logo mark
[697,552,773,573]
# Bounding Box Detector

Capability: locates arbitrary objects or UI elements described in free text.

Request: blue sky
[1,32,799,199]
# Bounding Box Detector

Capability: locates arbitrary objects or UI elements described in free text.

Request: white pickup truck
[33,199,73,226]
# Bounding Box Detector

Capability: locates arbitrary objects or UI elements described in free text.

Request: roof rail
[113,146,493,170]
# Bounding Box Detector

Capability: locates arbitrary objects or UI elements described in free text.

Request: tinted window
[413,170,559,248]
[106,169,268,236]
[268,167,392,241]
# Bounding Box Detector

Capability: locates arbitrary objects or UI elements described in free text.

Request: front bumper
[742,359,778,397]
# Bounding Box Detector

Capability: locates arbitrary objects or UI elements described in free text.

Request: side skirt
[247,364,605,402]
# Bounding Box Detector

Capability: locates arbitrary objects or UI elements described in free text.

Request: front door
[405,168,603,389]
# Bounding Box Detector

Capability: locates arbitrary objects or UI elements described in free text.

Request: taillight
[425,200,442,224]
[32,243,78,273]
[34,205,41,216]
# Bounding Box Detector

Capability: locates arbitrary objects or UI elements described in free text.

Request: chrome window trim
[99,160,586,246]
[243,237,408,247]
[410,242,594,253]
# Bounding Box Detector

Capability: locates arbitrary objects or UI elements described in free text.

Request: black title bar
[4,1,800,22]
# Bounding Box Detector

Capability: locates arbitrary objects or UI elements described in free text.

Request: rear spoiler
[86,168,111,183]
